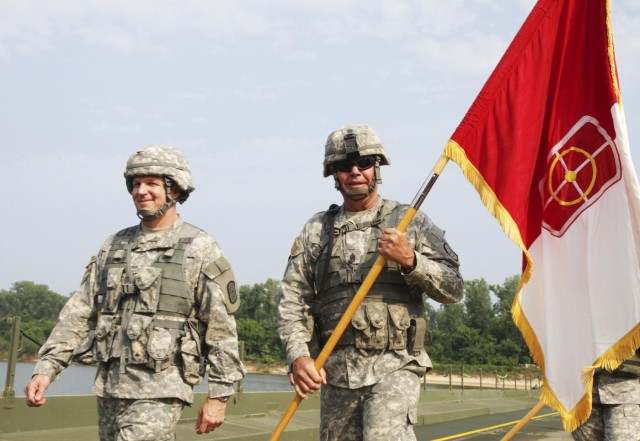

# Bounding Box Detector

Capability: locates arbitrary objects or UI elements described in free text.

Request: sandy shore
[245,363,541,391]
[422,371,540,390]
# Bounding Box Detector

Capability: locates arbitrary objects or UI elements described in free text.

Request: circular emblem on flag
[540,116,621,237]
[547,146,598,207]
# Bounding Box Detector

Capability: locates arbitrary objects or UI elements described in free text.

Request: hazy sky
[2,0,639,296]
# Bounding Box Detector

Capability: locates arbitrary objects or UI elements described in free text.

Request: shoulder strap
[176,222,202,246]
[316,204,340,296]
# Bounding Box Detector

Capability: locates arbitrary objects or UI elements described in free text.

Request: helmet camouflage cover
[124,145,195,203]
[323,124,390,177]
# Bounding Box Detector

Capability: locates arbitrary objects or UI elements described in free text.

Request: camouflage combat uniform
[278,196,464,440]
[572,352,640,441]
[33,216,246,441]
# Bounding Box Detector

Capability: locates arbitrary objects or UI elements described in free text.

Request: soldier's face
[335,162,375,196]
[131,176,168,212]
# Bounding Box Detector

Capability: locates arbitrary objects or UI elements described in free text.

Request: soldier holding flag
[277,124,464,440]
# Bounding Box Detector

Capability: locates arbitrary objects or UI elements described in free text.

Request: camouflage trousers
[571,402,640,441]
[97,397,184,441]
[320,368,420,441]
[571,373,640,441]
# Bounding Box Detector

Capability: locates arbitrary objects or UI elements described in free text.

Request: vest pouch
[177,321,201,387]
[387,304,411,350]
[180,338,202,385]
[407,316,427,355]
[353,303,388,350]
[366,303,388,349]
[133,267,162,313]
[126,314,153,364]
[95,314,117,362]
[351,304,372,348]
[147,327,178,371]
[180,318,204,385]
[104,267,126,313]
[72,329,97,365]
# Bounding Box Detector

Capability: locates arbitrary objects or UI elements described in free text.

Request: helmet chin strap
[335,178,377,200]
[332,163,381,200]
[136,177,176,222]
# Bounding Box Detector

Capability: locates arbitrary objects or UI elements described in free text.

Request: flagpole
[269,155,450,441]
[500,401,546,441]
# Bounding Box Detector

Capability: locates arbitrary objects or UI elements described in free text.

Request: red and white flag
[444,0,640,430]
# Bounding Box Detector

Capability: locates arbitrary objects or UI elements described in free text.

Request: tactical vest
[312,200,427,354]
[87,223,205,380]
[616,350,640,377]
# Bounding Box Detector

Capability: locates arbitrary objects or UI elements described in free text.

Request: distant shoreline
[8,360,537,390]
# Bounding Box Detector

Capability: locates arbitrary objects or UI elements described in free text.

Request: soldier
[571,350,640,441]
[24,146,246,440]
[277,124,464,440]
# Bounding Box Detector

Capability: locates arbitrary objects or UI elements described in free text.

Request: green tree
[463,279,493,337]
[431,302,466,363]
[237,279,279,326]
[490,275,532,365]
[235,279,284,364]
[0,281,68,359]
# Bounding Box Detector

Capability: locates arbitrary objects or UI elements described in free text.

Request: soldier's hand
[195,397,226,434]
[377,228,416,269]
[24,374,51,407]
[290,356,326,400]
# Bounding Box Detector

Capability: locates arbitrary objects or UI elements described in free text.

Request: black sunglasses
[332,157,377,173]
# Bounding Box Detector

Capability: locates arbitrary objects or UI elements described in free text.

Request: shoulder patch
[227,281,238,305]
[203,256,240,314]
[81,255,97,284]
[85,255,96,269]
[290,237,302,256]
[443,243,459,262]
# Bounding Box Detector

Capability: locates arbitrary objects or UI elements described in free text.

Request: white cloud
[1,0,639,297]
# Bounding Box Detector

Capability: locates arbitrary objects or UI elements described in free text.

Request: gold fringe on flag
[444,137,640,431]
[444,139,573,431]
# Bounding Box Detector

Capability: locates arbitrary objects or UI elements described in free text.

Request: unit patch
[290,237,302,256]
[443,243,458,261]
[227,281,237,305]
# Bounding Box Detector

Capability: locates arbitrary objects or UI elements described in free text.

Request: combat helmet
[323,124,390,197]
[124,145,195,220]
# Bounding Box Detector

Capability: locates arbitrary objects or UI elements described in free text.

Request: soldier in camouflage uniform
[571,350,640,441]
[25,146,246,440]
[277,125,464,440]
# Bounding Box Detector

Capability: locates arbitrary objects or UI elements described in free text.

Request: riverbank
[244,362,287,375]
[14,359,537,391]
[243,363,539,391]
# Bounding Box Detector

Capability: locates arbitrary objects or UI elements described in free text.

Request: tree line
[1,276,531,370]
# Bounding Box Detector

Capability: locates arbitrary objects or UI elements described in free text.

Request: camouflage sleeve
[33,247,103,380]
[196,237,246,399]
[277,216,322,367]
[403,210,464,304]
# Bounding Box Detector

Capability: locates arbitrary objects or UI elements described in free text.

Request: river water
[1,361,292,396]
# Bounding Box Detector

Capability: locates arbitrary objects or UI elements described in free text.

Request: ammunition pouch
[317,300,427,355]
[180,317,206,385]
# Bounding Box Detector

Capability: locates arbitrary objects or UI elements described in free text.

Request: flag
[443,0,640,431]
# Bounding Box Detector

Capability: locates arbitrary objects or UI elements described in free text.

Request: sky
[1,0,639,297]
